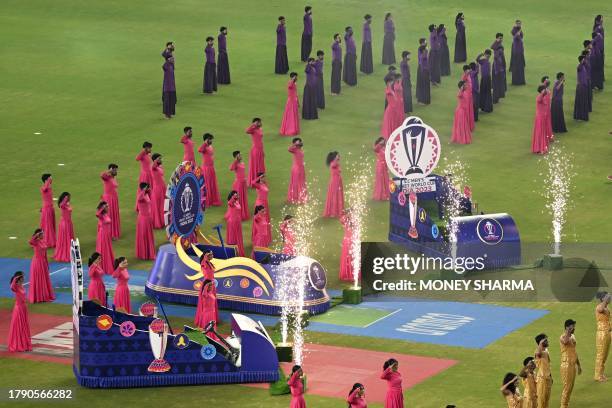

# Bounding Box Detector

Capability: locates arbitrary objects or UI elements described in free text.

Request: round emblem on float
[252,287,263,298]
[150,318,165,333]
[139,301,156,317]
[397,191,406,206]
[119,321,136,337]
[165,162,206,241]
[385,119,441,179]
[431,224,439,239]
[173,333,189,349]
[476,218,504,245]
[201,344,217,360]
[240,278,250,289]
[96,314,113,331]
[308,261,327,291]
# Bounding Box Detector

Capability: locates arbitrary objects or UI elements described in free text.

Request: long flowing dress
[275,24,289,74]
[469,65,480,122]
[302,64,319,119]
[194,284,219,329]
[181,135,195,164]
[101,171,120,239]
[287,145,308,204]
[314,59,325,109]
[162,60,176,118]
[198,143,222,207]
[53,198,74,262]
[225,198,245,256]
[203,44,217,93]
[416,46,431,104]
[287,370,306,408]
[323,159,344,218]
[360,21,373,74]
[543,91,553,143]
[230,160,250,220]
[254,182,272,244]
[510,27,526,85]
[8,278,32,352]
[492,42,506,103]
[454,18,467,63]
[135,149,153,209]
[217,32,231,84]
[373,144,390,200]
[551,80,567,133]
[451,87,473,144]
[392,81,405,126]
[380,367,404,408]
[594,305,611,381]
[87,263,106,306]
[331,41,342,94]
[347,387,367,408]
[381,85,398,139]
[573,62,589,121]
[246,123,266,187]
[28,236,55,303]
[439,27,451,76]
[135,190,156,260]
[591,34,604,90]
[343,33,357,86]
[151,162,166,229]
[96,209,115,274]
[585,56,593,112]
[112,267,131,314]
[251,211,271,252]
[339,214,355,282]
[429,30,441,84]
[461,72,475,131]
[479,56,493,112]
[39,178,56,248]
[301,13,313,62]
[531,92,549,154]
[280,220,296,255]
[280,80,300,135]
[400,59,413,113]
[382,19,396,64]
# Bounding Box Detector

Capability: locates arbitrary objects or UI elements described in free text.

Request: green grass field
[1,0,611,406]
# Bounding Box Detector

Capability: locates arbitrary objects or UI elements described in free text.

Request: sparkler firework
[440,157,470,270]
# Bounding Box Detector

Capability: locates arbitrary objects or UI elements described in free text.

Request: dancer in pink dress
[392,74,405,127]
[194,279,219,330]
[150,154,166,229]
[112,257,131,314]
[280,72,301,136]
[451,81,473,144]
[323,152,344,218]
[373,137,390,201]
[280,215,296,255]
[347,383,367,408]
[288,365,307,408]
[287,138,308,204]
[381,359,404,408]
[252,206,271,255]
[339,209,356,282]
[180,126,195,164]
[53,192,74,262]
[135,141,153,210]
[28,229,55,303]
[96,201,115,274]
[101,164,120,239]
[87,252,106,306]
[461,65,475,131]
[198,133,221,207]
[254,173,272,243]
[225,191,245,256]
[380,77,398,139]
[8,271,32,352]
[199,249,216,283]
[230,151,250,221]
[39,174,56,248]
[541,77,554,143]
[135,183,156,260]
[246,118,266,187]
[531,85,550,154]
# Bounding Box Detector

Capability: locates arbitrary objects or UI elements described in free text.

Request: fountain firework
[440,157,470,268]
[541,146,573,255]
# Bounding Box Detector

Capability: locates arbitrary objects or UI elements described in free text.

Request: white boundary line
[363,308,403,328]
[23,266,68,287]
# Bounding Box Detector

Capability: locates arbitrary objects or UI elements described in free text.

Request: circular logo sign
[397,191,406,206]
[385,120,441,179]
[239,278,250,289]
[139,301,156,317]
[418,208,427,223]
[201,344,217,360]
[172,173,201,237]
[150,318,166,333]
[476,218,504,245]
[96,314,113,331]
[431,224,439,239]
[252,287,263,298]
[119,321,136,337]
[173,333,189,349]
[223,278,233,288]
[308,261,327,291]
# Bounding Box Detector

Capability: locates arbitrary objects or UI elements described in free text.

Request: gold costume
[521,372,537,408]
[559,334,578,408]
[594,306,611,381]
[505,390,523,408]
[535,350,552,408]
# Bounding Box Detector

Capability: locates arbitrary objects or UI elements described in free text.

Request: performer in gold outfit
[594,291,611,382]
[519,357,537,408]
[501,372,523,408]
[559,319,581,408]
[534,333,552,408]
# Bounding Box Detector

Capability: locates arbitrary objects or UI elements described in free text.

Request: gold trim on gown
[594,306,610,381]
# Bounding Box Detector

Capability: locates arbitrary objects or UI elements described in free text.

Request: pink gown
[135,190,156,260]
[53,199,74,262]
[380,367,404,408]
[28,236,55,303]
[373,144,390,200]
[461,73,475,131]
[280,80,300,136]
[96,209,115,274]
[544,92,554,142]
[246,124,266,187]
[151,162,166,229]
[181,135,195,164]
[451,87,472,144]
[254,182,272,243]
[280,220,296,255]
[39,179,56,248]
[135,150,153,209]
[531,93,549,154]
[251,212,271,254]
[194,284,219,329]
[287,145,308,204]
[380,86,397,139]
[347,388,367,408]
[112,267,131,313]
[101,172,121,239]
[225,198,245,256]
[339,214,355,281]
[323,159,344,218]
[287,370,306,408]
[392,82,405,128]
[198,143,221,207]
[200,259,216,283]
[8,278,32,352]
[87,263,106,306]
[230,160,250,220]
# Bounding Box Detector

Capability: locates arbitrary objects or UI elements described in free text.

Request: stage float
[385,117,521,269]
[144,161,330,315]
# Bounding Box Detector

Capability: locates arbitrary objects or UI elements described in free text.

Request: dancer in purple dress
[429,24,441,85]
[217,27,231,84]
[315,50,325,109]
[454,13,467,63]
[162,56,176,119]
[573,56,589,121]
[469,62,480,122]
[510,20,526,85]
[439,24,451,76]
[382,13,396,64]
[275,16,289,74]
[591,31,604,90]
[492,33,506,103]
[416,38,431,105]
[301,6,313,62]
[302,58,318,120]
[331,34,342,95]
[478,50,493,112]
[360,14,373,74]
[343,26,357,86]
[551,72,567,133]
[400,51,413,113]
[203,37,217,94]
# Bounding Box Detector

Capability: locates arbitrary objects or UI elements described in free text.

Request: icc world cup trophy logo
[408,191,418,239]
[148,319,171,373]
[484,221,495,235]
